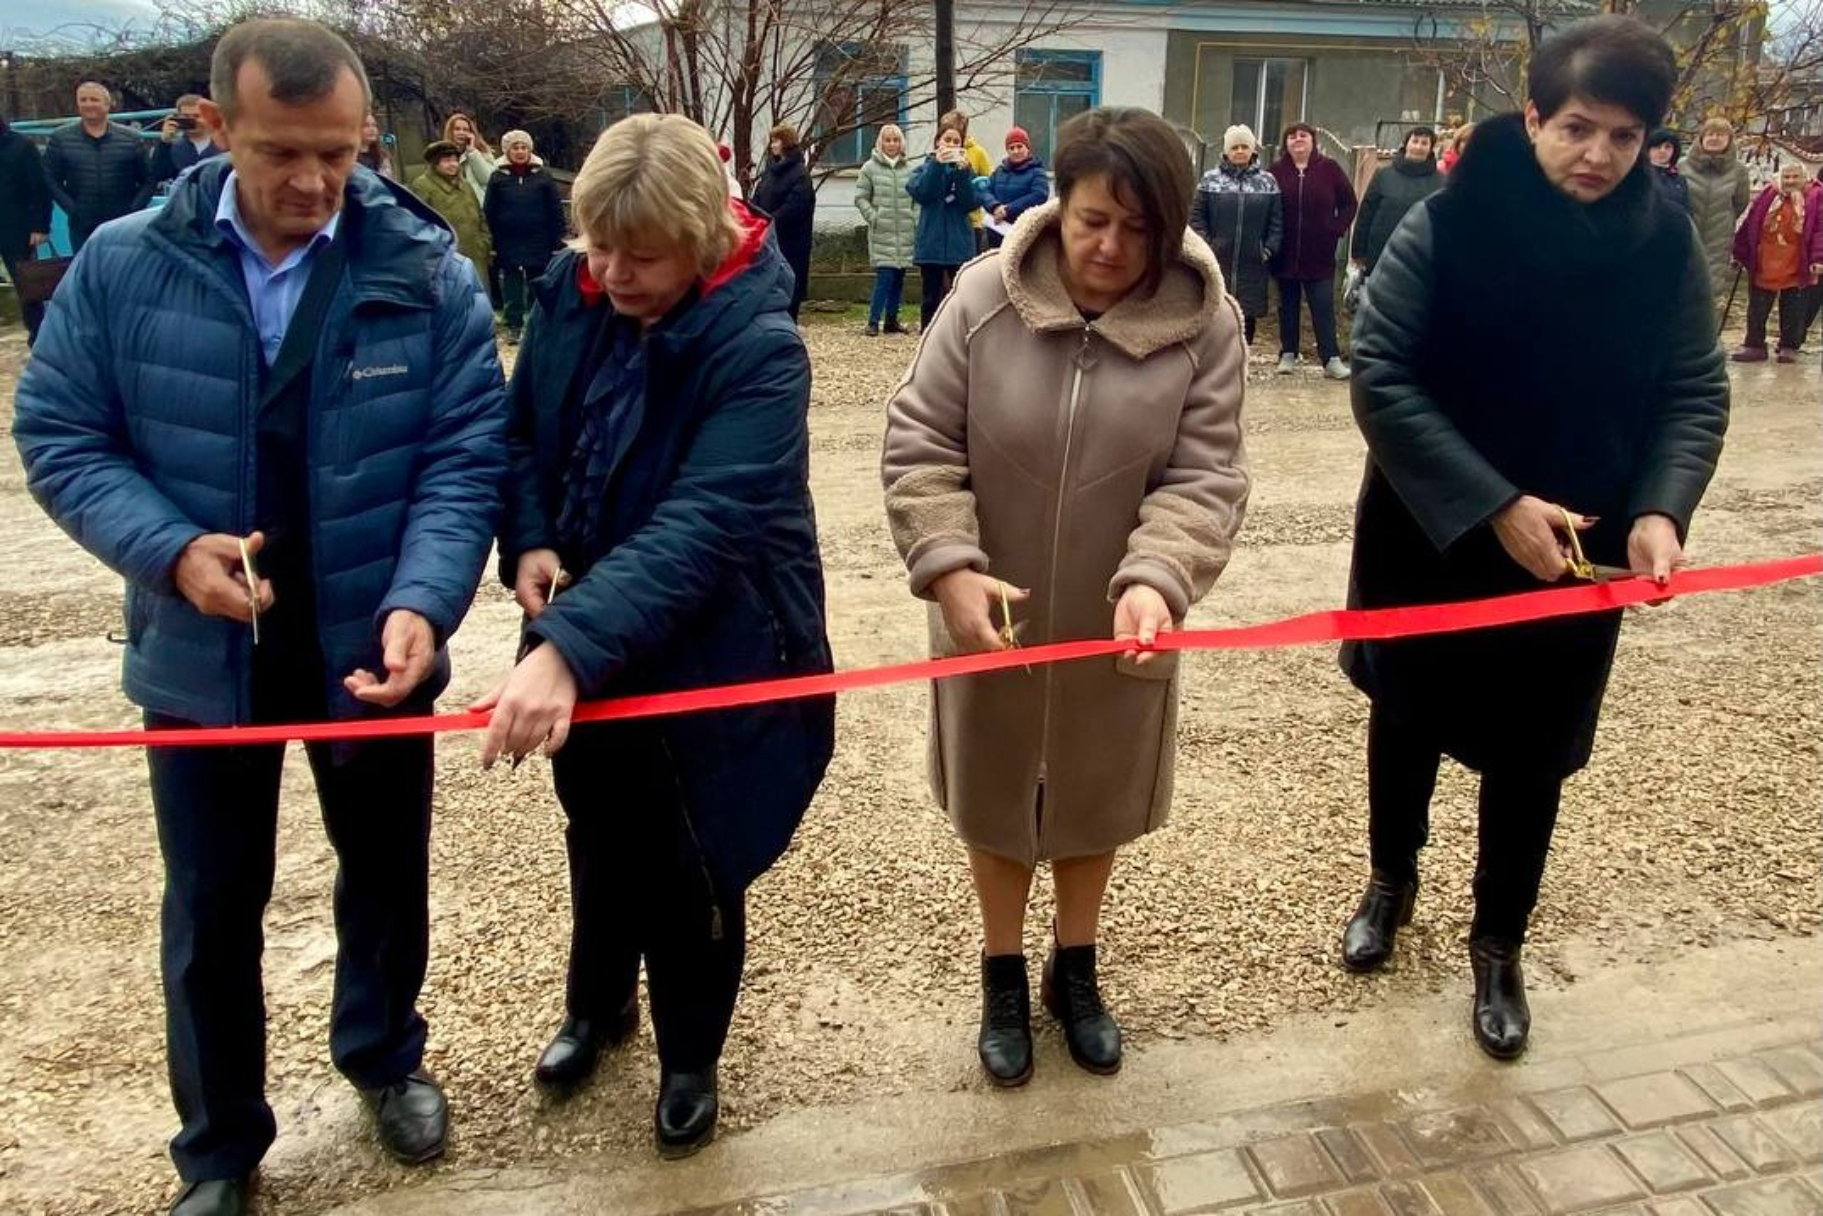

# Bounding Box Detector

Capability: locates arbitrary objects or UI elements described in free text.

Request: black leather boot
[534,994,640,1089]
[654,1067,718,1158]
[978,952,1034,1087]
[1040,942,1122,1076]
[1469,937,1531,1060]
[169,1178,252,1216]
[1341,870,1418,973]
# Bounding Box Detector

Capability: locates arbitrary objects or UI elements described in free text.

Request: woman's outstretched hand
[472,642,580,769]
[1493,495,1595,581]
[931,569,1030,654]
[1113,583,1173,666]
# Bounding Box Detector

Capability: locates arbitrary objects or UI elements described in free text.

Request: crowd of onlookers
[4,78,1822,361]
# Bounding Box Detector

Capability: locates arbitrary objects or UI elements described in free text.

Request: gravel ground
[0,320,1816,1216]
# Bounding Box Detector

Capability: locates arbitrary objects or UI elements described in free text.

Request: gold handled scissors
[237,535,261,645]
[994,579,1031,672]
[1560,508,1631,583]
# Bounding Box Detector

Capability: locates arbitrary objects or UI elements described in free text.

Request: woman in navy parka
[477,113,835,1159]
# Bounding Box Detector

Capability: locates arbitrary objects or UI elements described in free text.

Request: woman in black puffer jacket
[1190,124,1281,344]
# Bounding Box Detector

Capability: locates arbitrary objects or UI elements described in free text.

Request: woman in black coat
[1338,17,1728,1060]
[484,129,568,342]
[1189,123,1281,343]
[749,123,816,321]
[479,114,834,1156]
[0,117,53,344]
[1349,126,1443,276]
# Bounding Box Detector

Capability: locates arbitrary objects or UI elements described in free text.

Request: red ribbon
[3,554,1816,750]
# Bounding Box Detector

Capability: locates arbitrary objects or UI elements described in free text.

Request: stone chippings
[0,325,1818,1215]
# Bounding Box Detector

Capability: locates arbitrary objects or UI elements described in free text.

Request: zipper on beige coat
[1033,325,1097,853]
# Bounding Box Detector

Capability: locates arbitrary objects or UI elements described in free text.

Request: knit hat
[501,129,534,151]
[423,139,460,164]
[1223,124,1258,151]
[1648,127,1682,165]
[717,142,733,163]
[1006,126,1031,150]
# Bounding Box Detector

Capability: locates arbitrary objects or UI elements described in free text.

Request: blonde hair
[442,111,492,155]
[569,113,744,277]
[876,123,905,151]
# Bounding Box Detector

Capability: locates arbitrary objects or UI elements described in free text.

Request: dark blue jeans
[868,267,906,328]
[146,716,433,1181]
[1276,275,1341,361]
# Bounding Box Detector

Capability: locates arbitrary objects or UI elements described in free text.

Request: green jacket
[410,168,492,281]
[855,150,918,269]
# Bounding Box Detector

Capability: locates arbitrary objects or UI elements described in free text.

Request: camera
[173,115,197,131]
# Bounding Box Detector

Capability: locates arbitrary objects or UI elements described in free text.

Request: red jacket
[1732,181,1823,289]
[1268,152,1358,280]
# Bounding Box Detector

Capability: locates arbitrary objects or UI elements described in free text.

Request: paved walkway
[673,1035,1823,1216]
[333,939,1822,1216]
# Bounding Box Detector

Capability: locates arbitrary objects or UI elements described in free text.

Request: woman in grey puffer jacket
[855,124,918,335]
[1682,117,1752,295]
[1189,124,1281,343]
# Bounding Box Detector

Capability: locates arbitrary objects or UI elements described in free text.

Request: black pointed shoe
[170,1178,252,1216]
[1470,937,1531,1060]
[1040,942,1122,1076]
[654,1067,719,1158]
[1341,870,1419,973]
[978,952,1034,1087]
[534,994,640,1089]
[360,1069,449,1164]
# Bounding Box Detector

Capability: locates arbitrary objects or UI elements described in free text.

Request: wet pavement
[329,937,1822,1216]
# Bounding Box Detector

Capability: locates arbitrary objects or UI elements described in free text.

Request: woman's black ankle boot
[1469,937,1530,1060]
[978,952,1034,1087]
[1041,942,1122,1075]
[1341,870,1419,973]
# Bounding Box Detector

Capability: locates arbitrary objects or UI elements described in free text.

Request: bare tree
[528,0,1104,187]
[1405,0,1776,128]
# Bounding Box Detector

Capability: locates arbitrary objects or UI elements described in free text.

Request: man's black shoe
[654,1068,718,1158]
[169,1178,251,1216]
[360,1069,448,1164]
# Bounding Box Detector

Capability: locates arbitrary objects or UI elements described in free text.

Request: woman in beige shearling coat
[883,106,1249,1088]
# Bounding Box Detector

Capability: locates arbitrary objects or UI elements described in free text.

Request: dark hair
[210,17,372,120]
[769,122,799,151]
[1052,106,1194,298]
[1528,15,1677,130]
[1404,125,1437,150]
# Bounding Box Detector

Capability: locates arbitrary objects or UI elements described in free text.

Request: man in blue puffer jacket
[12,18,505,1216]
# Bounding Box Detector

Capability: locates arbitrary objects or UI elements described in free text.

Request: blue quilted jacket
[13,160,509,725]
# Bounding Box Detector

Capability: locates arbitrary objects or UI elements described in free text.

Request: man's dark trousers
[146,630,434,1181]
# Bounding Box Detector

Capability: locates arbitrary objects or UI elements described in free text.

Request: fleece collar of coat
[1446,111,1659,269]
[153,158,453,309]
[998,199,1227,360]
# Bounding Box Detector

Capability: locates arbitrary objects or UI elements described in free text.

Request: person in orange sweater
[1730,162,1823,362]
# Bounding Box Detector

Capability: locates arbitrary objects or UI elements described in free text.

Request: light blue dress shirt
[214,171,343,364]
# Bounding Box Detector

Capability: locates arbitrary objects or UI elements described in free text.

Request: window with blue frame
[1014,50,1102,164]
[812,42,908,166]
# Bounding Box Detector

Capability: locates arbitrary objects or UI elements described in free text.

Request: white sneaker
[1324,357,1352,380]
[1276,354,1297,374]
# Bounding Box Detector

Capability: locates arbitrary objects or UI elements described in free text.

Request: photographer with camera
[151,94,224,186]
